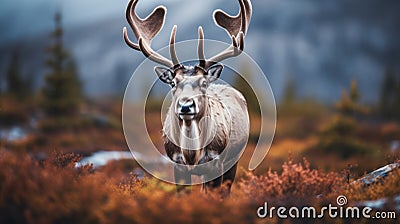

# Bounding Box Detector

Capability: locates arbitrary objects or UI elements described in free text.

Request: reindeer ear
[154,66,174,84]
[206,64,223,82]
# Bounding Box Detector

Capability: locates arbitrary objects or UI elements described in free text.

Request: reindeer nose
[178,98,194,114]
[181,105,191,114]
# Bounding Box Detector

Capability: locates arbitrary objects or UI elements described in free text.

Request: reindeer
[123,0,252,193]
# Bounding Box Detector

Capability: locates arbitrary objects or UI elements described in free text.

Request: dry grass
[1,150,398,224]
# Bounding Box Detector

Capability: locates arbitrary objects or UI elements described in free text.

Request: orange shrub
[0,150,398,224]
[238,157,343,206]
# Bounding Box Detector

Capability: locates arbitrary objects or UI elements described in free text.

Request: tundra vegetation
[1,70,399,223]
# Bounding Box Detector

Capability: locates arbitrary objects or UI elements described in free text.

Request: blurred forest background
[0,0,400,223]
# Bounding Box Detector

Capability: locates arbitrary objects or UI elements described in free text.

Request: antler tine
[123,0,140,50]
[198,26,206,69]
[205,34,240,68]
[242,0,252,33]
[123,0,175,68]
[202,0,252,69]
[123,27,140,51]
[169,25,180,68]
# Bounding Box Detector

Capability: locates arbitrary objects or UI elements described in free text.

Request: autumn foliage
[0,150,398,224]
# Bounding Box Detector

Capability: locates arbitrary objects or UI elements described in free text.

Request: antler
[123,0,180,68]
[198,0,252,69]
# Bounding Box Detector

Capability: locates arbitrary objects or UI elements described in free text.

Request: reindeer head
[154,64,222,121]
[123,0,252,122]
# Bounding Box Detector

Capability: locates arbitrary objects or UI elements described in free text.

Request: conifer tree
[335,80,366,117]
[379,68,400,120]
[41,12,82,118]
[5,51,31,100]
[233,63,260,114]
[282,77,296,106]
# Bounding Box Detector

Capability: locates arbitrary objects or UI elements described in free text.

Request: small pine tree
[379,68,400,120]
[282,77,296,106]
[233,63,260,115]
[41,12,82,118]
[397,80,400,117]
[5,51,31,100]
[335,80,366,117]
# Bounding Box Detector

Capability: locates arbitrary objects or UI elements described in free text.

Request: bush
[238,157,342,206]
[308,115,379,159]
[314,136,376,159]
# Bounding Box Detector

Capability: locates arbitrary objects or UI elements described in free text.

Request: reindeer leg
[204,176,223,189]
[174,165,191,193]
[202,159,223,191]
[221,162,238,196]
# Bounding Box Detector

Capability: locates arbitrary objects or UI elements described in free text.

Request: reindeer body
[123,0,252,193]
[163,82,249,186]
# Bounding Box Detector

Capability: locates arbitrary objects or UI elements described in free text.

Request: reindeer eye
[201,80,207,88]
[170,81,176,88]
